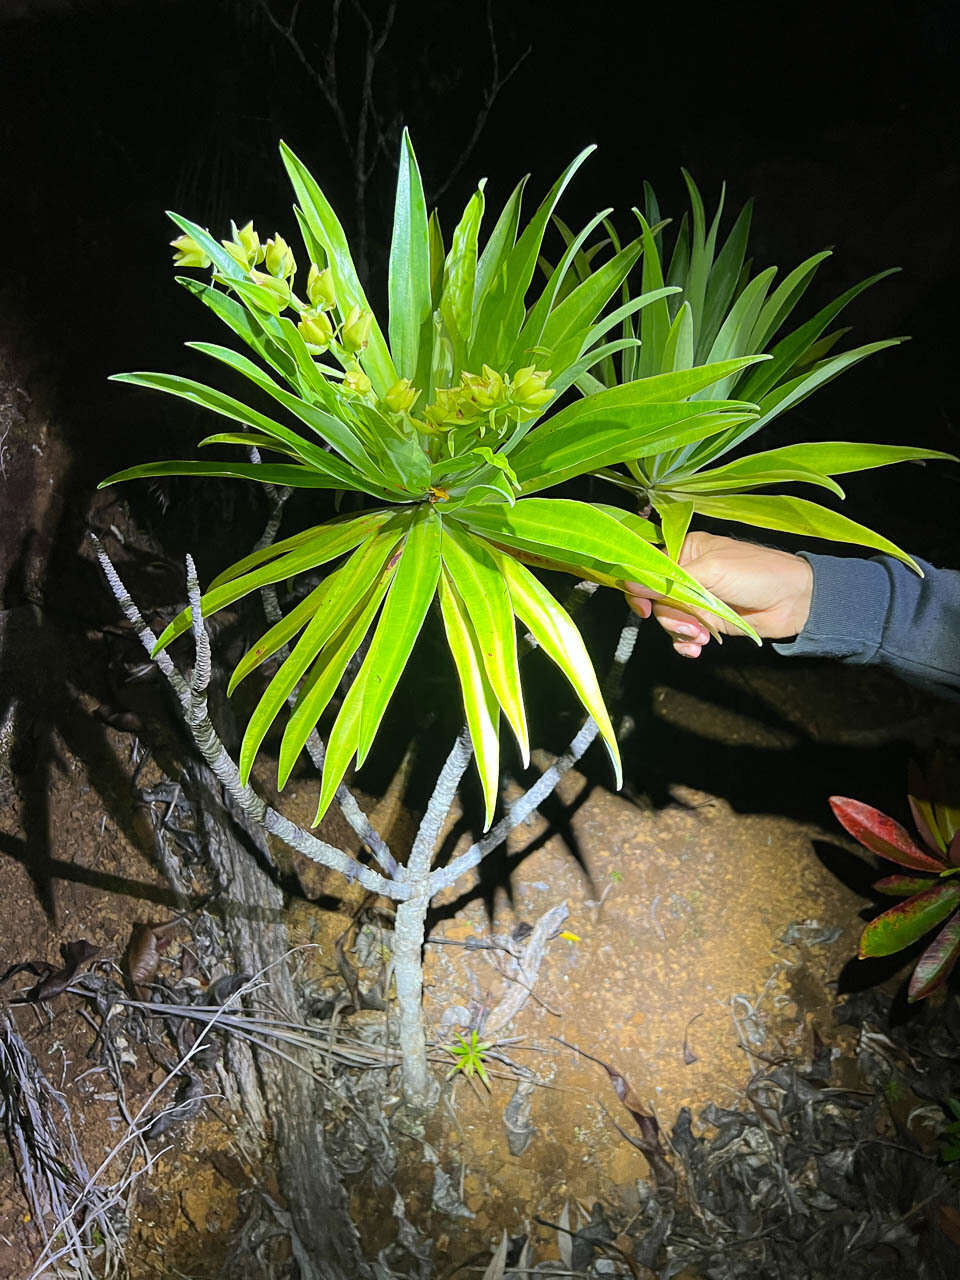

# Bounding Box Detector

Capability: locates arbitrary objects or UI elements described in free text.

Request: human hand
[625,531,814,658]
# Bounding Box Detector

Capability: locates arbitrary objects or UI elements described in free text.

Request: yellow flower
[221,220,263,269]
[170,232,210,269]
[342,368,372,396]
[382,378,418,414]
[264,234,296,279]
[341,305,372,353]
[298,309,334,349]
[250,270,293,305]
[307,263,337,310]
[510,366,553,410]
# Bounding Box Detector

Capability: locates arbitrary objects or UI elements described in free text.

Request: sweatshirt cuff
[772,552,891,664]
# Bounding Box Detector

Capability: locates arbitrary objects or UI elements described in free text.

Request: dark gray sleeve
[772,552,960,699]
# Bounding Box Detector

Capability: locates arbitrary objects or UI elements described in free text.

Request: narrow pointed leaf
[279,140,397,395]
[100,459,349,491]
[389,129,432,380]
[184,344,379,477]
[206,510,389,591]
[687,493,922,572]
[739,269,899,402]
[356,507,442,765]
[441,523,528,766]
[657,499,694,562]
[439,571,501,829]
[514,404,756,493]
[750,250,832,352]
[455,498,760,641]
[278,571,394,788]
[632,211,672,377]
[440,183,485,366]
[238,525,405,782]
[496,549,620,785]
[313,667,367,826]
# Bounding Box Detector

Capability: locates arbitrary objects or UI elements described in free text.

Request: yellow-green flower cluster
[421,365,553,433]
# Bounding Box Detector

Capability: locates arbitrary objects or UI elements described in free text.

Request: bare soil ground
[3,597,959,1278]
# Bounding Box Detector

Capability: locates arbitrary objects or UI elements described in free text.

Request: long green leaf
[279,140,397,395]
[206,510,389,591]
[388,129,432,381]
[749,250,832,352]
[178,277,298,386]
[238,524,405,783]
[687,339,905,468]
[278,572,394,789]
[155,510,391,653]
[523,357,766,446]
[109,371,379,493]
[472,175,527,328]
[439,183,485,368]
[313,664,367,825]
[698,198,753,360]
[496,549,620,785]
[739,269,899,402]
[703,441,957,478]
[454,498,760,640]
[441,523,528,766]
[633,212,672,378]
[356,506,442,765]
[185,343,380,479]
[470,147,595,370]
[100,459,348,491]
[438,570,501,830]
[687,493,922,571]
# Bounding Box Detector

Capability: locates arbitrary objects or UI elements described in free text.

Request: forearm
[773,552,960,699]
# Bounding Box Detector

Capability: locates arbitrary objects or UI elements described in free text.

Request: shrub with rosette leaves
[561,172,954,561]
[101,135,770,824]
[831,762,960,1001]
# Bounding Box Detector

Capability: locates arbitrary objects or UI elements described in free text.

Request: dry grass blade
[0,1012,125,1280]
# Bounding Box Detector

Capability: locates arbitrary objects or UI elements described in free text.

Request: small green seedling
[443,1029,492,1089]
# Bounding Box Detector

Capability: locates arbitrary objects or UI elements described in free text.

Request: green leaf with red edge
[829,796,945,872]
[875,874,939,896]
[908,913,960,1001]
[859,881,960,957]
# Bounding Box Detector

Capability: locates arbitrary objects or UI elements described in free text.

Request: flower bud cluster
[421,365,553,432]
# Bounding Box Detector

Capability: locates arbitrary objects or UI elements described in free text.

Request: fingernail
[675,642,701,658]
[668,622,699,638]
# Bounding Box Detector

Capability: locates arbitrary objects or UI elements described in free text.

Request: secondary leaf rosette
[567,173,954,562]
[831,761,960,1001]
[102,135,767,825]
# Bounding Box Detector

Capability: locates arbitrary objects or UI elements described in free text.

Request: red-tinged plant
[830,763,960,1001]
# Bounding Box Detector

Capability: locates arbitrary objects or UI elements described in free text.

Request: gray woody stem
[92,538,410,902]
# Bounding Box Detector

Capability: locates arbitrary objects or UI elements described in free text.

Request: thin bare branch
[430,0,532,202]
[91,536,410,901]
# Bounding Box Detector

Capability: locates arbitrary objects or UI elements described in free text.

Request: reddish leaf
[908,913,960,1001]
[950,829,960,869]
[859,882,960,958]
[875,874,938,896]
[830,796,944,872]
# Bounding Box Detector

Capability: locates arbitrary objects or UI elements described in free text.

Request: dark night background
[1,0,958,823]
